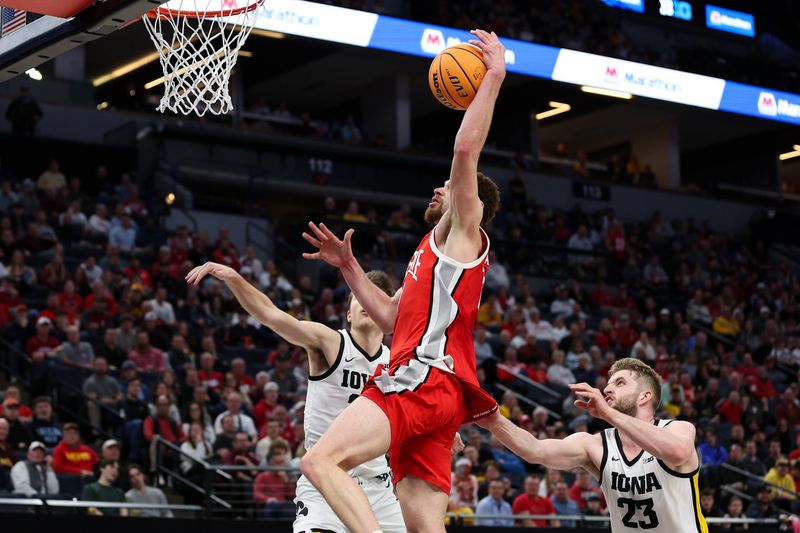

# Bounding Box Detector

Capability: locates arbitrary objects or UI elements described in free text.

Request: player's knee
[299,450,321,481]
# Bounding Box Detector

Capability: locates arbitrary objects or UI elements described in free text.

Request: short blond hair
[608,358,662,410]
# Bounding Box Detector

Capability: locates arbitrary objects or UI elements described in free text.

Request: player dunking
[300,29,504,533]
[185,264,406,533]
[481,358,708,532]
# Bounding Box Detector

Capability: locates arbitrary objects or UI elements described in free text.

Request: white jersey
[600,419,708,533]
[304,329,390,478]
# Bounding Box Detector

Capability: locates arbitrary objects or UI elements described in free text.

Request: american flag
[1,7,26,37]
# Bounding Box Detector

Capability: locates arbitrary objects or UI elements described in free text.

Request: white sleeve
[47,469,60,495]
[10,463,34,496]
[244,415,257,436]
[213,413,223,434]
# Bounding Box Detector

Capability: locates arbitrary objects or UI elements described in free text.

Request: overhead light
[250,29,285,39]
[535,101,571,120]
[238,50,253,58]
[165,192,176,205]
[92,51,160,87]
[581,85,633,99]
[25,68,42,81]
[779,149,800,161]
[96,101,110,111]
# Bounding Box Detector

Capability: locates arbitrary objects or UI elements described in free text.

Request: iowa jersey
[304,329,390,478]
[600,419,708,533]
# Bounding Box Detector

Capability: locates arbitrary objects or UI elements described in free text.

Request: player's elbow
[453,140,480,161]
[664,439,695,466]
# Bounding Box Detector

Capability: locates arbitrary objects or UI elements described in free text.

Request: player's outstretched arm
[478,412,598,475]
[569,382,697,470]
[302,221,401,334]
[186,262,340,361]
[448,29,506,230]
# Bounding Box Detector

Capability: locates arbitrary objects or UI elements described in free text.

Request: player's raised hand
[451,432,465,455]
[569,382,613,421]
[302,222,355,268]
[185,261,237,286]
[469,29,505,78]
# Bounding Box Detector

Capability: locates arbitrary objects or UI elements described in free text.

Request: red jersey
[376,229,496,421]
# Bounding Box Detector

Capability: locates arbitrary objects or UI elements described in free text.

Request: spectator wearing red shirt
[497,347,527,386]
[717,390,743,424]
[253,383,279,430]
[527,362,548,383]
[198,352,224,392]
[613,314,638,351]
[788,434,800,462]
[736,353,758,379]
[269,404,295,449]
[612,285,636,312]
[605,220,627,262]
[143,395,186,472]
[123,256,153,289]
[591,281,614,309]
[254,439,296,520]
[38,292,77,323]
[230,357,256,396]
[211,238,240,270]
[748,367,778,399]
[151,246,182,282]
[26,317,60,362]
[568,471,605,511]
[83,280,118,317]
[594,319,617,350]
[513,475,559,527]
[57,280,83,317]
[0,385,32,421]
[774,389,800,426]
[128,332,166,372]
[52,423,98,477]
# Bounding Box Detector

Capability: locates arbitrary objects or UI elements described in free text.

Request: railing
[717,462,800,499]
[0,336,123,440]
[245,220,272,258]
[0,497,201,517]
[445,512,782,527]
[495,383,561,420]
[153,436,233,516]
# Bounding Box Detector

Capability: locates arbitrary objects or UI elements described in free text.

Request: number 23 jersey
[600,419,708,533]
[304,329,390,479]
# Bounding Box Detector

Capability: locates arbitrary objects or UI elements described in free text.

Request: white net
[142,0,263,116]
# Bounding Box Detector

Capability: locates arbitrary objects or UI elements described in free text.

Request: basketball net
[142,0,263,116]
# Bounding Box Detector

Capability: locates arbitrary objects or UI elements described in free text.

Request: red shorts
[361,367,496,494]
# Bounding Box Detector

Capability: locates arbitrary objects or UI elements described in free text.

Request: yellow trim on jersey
[692,473,709,533]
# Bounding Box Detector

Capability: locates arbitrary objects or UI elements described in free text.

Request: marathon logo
[709,10,752,32]
[604,64,679,92]
[758,92,800,119]
[419,28,516,65]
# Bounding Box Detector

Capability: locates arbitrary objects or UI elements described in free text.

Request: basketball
[428,44,486,110]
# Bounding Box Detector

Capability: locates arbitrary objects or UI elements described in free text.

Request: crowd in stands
[0,155,799,527]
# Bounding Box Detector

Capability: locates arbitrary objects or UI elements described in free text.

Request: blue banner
[601,0,645,13]
[367,17,560,79]
[719,82,800,126]
[705,5,755,37]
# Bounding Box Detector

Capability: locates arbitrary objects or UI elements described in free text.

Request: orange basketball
[428,44,486,110]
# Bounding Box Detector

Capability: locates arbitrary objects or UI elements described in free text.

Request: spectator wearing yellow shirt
[712,306,740,339]
[663,385,683,418]
[478,294,503,331]
[342,201,368,223]
[764,458,796,501]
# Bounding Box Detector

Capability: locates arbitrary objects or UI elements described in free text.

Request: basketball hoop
[142,0,264,116]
